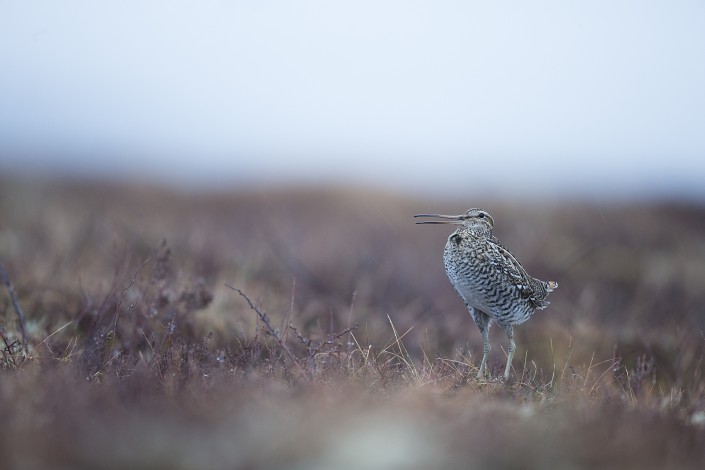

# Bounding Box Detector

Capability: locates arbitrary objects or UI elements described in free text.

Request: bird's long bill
[414,213,465,224]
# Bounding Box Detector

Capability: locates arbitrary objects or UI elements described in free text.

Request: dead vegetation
[1,178,704,469]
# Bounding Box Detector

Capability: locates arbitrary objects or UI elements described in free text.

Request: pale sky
[1,1,704,198]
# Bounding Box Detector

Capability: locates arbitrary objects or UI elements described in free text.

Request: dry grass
[1,177,704,469]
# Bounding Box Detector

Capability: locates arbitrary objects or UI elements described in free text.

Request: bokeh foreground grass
[1,178,704,468]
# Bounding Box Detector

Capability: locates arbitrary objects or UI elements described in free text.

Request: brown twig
[225,284,299,365]
[0,326,19,367]
[289,323,313,349]
[111,257,151,333]
[289,322,357,357]
[106,257,150,365]
[0,263,29,355]
[281,277,296,344]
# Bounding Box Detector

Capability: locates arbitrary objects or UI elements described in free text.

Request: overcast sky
[1,1,704,199]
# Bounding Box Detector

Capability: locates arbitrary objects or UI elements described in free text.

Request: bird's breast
[442,231,533,323]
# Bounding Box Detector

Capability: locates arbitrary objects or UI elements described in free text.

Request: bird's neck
[457,225,493,239]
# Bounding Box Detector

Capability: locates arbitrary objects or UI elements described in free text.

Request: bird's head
[414,208,494,232]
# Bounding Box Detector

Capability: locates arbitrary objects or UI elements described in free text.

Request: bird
[415,208,557,380]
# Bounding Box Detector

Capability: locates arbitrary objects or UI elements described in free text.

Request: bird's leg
[502,324,516,380]
[469,309,491,379]
[477,326,490,379]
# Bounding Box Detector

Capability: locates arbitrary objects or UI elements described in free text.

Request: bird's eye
[478,213,485,218]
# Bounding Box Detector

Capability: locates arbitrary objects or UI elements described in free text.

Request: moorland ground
[1,178,705,469]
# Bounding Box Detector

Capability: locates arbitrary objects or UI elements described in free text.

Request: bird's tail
[532,280,558,310]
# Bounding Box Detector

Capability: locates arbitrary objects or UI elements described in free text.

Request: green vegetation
[1,179,704,468]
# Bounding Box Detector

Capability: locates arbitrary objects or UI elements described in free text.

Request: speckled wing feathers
[485,237,552,310]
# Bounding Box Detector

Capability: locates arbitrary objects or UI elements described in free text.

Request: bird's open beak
[414,213,466,224]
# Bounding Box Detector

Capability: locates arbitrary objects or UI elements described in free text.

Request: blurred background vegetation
[1,178,704,468]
